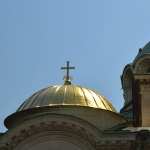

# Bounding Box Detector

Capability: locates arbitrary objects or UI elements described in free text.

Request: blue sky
[0,0,150,131]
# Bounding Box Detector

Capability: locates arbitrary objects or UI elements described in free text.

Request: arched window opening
[146,67,150,74]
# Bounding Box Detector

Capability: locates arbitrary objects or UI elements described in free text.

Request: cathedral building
[0,42,150,150]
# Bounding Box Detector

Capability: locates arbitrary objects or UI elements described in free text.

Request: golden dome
[17,84,116,112]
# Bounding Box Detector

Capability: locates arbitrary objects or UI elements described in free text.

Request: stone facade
[1,42,150,150]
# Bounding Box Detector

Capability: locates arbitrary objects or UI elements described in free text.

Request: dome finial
[61,61,75,85]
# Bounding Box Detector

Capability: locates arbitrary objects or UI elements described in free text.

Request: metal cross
[61,61,75,83]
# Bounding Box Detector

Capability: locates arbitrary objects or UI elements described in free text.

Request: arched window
[135,58,150,74]
[146,67,150,73]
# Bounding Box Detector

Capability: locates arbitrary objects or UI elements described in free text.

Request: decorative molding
[1,119,97,149]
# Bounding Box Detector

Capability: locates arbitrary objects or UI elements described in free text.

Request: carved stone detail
[1,120,96,150]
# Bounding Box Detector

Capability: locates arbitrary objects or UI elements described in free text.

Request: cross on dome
[61,61,75,85]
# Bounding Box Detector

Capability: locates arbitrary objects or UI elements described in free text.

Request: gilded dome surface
[17,84,116,112]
